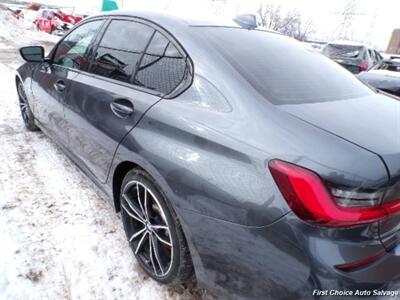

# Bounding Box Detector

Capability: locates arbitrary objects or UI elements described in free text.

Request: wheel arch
[110,156,201,284]
[111,155,181,214]
[15,73,23,86]
[112,160,143,212]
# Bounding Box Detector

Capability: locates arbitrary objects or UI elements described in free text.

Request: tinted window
[53,20,103,70]
[135,31,187,94]
[90,20,154,83]
[198,28,373,105]
[146,31,168,55]
[368,49,376,63]
[376,51,383,61]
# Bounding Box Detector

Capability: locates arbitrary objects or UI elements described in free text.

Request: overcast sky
[41,0,400,50]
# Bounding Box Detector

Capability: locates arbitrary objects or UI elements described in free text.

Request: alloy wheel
[17,83,30,125]
[121,180,173,277]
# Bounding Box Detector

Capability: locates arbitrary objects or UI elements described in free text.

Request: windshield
[195,27,372,105]
[323,44,363,59]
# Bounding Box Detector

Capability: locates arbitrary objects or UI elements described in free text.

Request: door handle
[54,80,66,93]
[110,99,134,118]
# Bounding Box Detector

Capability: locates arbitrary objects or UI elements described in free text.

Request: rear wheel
[17,82,39,131]
[120,169,193,285]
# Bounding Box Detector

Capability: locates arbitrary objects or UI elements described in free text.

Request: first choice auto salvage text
[313,289,400,297]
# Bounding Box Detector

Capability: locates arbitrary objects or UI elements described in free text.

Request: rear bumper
[288,212,400,291]
[177,209,311,300]
[179,209,400,299]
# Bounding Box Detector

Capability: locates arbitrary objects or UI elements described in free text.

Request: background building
[387,29,400,54]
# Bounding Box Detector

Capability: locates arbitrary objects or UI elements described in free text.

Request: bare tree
[257,3,282,31]
[256,3,315,41]
[295,18,315,41]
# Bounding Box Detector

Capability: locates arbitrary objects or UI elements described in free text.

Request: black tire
[17,81,39,131]
[120,169,193,285]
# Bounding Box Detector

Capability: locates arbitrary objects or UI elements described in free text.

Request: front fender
[16,63,37,109]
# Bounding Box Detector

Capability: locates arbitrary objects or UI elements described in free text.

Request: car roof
[86,10,279,34]
[88,10,232,28]
[327,40,371,48]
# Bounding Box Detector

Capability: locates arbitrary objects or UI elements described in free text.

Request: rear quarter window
[134,31,188,95]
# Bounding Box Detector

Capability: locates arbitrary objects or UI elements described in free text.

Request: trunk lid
[279,93,400,172]
[279,93,400,249]
[334,58,363,74]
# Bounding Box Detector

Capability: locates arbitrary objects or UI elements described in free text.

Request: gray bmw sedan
[15,11,400,299]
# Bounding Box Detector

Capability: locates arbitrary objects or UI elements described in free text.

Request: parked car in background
[323,41,383,74]
[358,56,400,97]
[16,11,400,300]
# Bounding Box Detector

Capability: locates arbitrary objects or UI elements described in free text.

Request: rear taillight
[268,160,400,228]
[360,62,368,72]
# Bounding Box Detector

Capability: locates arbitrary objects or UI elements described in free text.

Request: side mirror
[19,46,45,62]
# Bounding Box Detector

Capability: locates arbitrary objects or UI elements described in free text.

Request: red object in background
[34,17,58,33]
[57,11,83,25]
[34,9,83,34]
[34,10,58,33]
[359,62,368,72]
[26,3,41,11]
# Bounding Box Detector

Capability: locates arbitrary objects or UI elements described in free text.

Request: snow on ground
[0,8,204,300]
[0,8,59,48]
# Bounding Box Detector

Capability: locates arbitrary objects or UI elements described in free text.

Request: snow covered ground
[0,8,204,300]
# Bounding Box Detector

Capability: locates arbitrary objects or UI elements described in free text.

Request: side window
[135,31,187,94]
[90,20,154,83]
[368,49,376,64]
[362,50,368,61]
[375,51,382,62]
[367,49,372,60]
[53,20,103,70]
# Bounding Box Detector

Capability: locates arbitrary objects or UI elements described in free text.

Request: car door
[31,19,104,145]
[64,18,189,183]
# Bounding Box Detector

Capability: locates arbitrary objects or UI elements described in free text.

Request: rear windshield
[323,44,363,59]
[195,28,372,105]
